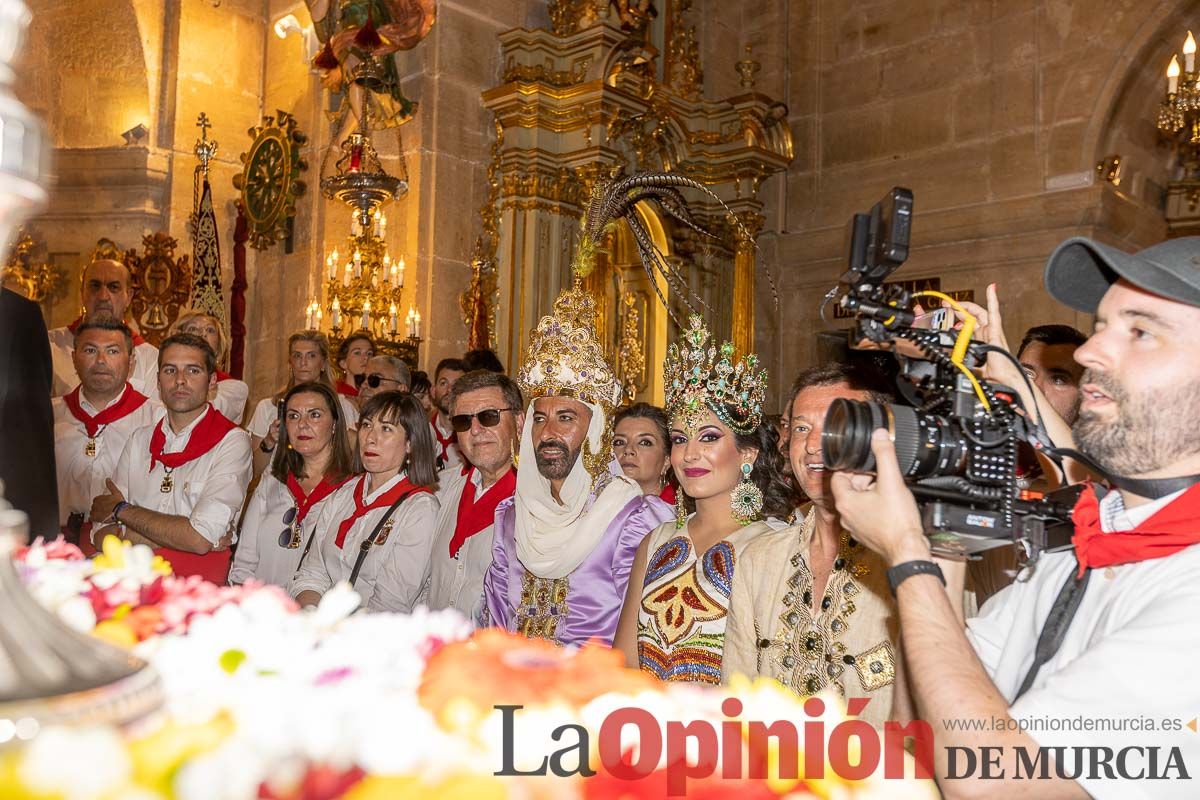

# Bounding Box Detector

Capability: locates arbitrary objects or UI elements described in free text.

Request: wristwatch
[259,438,275,453]
[886,560,946,596]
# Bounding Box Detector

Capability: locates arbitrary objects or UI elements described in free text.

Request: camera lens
[822,398,969,479]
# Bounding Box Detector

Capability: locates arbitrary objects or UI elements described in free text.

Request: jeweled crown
[517,280,623,413]
[664,315,766,435]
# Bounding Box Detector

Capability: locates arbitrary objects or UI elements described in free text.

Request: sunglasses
[278,506,301,548]
[450,407,519,433]
[365,373,403,389]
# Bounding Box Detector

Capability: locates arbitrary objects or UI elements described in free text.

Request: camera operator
[832,237,1200,798]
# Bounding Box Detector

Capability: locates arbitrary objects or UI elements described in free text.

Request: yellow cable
[912,290,992,412]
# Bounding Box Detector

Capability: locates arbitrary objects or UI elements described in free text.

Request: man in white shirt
[52,317,158,544]
[47,259,159,397]
[90,332,251,583]
[424,370,524,617]
[429,357,467,470]
[830,236,1200,798]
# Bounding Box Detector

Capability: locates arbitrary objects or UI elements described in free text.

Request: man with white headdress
[481,285,672,647]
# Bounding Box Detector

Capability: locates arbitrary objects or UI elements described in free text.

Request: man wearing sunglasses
[423,370,524,617]
[357,355,411,404]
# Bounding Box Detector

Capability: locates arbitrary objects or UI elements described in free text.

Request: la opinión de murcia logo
[494,700,1194,795]
[494,696,934,795]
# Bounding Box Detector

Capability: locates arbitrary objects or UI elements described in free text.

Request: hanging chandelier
[1158,31,1200,176]
[312,57,420,366]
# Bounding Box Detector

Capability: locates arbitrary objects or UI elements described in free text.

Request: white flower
[18,726,132,800]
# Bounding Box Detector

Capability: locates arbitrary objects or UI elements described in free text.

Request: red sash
[216,370,235,383]
[336,380,359,397]
[63,383,148,437]
[286,473,350,523]
[431,415,456,463]
[334,475,431,549]
[1072,482,1200,577]
[148,405,238,472]
[660,482,677,505]
[449,467,516,558]
[154,546,231,584]
[68,315,147,346]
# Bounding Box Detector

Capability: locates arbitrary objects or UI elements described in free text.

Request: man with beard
[52,317,157,545]
[429,358,467,470]
[481,285,672,646]
[832,237,1200,797]
[423,370,523,616]
[47,259,159,397]
[90,333,251,583]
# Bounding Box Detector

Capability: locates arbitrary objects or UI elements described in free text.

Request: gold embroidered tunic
[721,509,900,726]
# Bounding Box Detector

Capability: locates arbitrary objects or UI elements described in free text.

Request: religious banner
[189,177,226,328]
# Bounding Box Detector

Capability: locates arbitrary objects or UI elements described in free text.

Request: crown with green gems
[664,315,767,436]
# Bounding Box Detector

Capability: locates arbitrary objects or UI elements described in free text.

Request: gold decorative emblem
[233,111,307,250]
[127,233,192,347]
[160,474,174,494]
[853,641,896,693]
[84,438,96,458]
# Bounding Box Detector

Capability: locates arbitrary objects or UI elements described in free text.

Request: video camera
[821,188,1076,564]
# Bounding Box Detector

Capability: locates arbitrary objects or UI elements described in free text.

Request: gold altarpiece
[470,1,793,402]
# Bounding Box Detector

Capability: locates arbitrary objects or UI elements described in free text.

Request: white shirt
[229,472,345,587]
[213,378,249,425]
[422,466,504,617]
[111,406,252,546]
[48,325,159,399]
[430,414,463,471]
[51,385,159,525]
[967,488,1200,798]
[289,473,439,612]
[247,394,359,440]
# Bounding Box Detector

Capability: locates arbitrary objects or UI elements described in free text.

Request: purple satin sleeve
[481,494,672,647]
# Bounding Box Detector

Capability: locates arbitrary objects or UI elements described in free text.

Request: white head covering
[513,398,641,579]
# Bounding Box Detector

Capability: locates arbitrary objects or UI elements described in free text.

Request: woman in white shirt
[230,381,356,587]
[171,310,249,424]
[290,390,440,613]
[247,330,359,474]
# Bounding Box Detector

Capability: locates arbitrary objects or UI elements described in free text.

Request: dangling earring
[510,439,520,470]
[675,486,689,529]
[731,461,763,525]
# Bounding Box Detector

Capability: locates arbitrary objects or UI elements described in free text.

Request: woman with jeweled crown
[613,315,797,683]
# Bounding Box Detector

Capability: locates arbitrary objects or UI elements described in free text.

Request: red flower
[313,41,340,71]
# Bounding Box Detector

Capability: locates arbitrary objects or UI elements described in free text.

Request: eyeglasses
[278,506,300,548]
[365,373,403,389]
[450,407,520,433]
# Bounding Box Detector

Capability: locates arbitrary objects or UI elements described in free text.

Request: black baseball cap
[1043,236,1200,313]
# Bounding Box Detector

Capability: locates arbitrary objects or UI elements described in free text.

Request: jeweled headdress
[664,314,767,435]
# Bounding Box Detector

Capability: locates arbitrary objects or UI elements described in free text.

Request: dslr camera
[821,187,1076,564]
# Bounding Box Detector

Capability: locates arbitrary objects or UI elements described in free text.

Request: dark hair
[337,331,374,362]
[614,402,675,490]
[676,417,798,521]
[434,357,469,381]
[463,348,505,373]
[410,370,431,396]
[1017,324,1087,358]
[158,332,216,375]
[271,382,357,485]
[357,390,438,489]
[74,315,133,352]
[787,361,893,412]
[448,369,524,414]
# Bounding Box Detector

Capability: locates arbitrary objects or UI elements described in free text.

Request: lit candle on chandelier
[362,299,371,330]
[389,302,398,334]
[379,213,387,238]
[398,255,406,288]
[1169,55,1181,94]
[373,209,382,237]
[353,249,362,278]
[349,144,362,172]
[327,253,336,280]
[414,309,422,338]
[1186,31,1196,73]
[305,301,314,329]
[371,270,378,289]
[406,306,415,337]
[331,297,341,329]
[351,216,360,237]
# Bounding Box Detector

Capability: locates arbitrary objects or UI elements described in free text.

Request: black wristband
[886,560,945,596]
[112,500,132,524]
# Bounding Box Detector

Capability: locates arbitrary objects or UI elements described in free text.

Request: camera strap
[348,490,416,589]
[1013,564,1093,702]
[1050,448,1200,499]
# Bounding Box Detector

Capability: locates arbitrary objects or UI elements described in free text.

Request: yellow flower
[128,714,235,793]
[93,535,129,571]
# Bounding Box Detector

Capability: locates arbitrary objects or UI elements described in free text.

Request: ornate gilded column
[731,209,764,358]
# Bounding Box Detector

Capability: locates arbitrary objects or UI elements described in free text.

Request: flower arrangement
[2,537,936,799]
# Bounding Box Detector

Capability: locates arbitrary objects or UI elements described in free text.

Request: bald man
[47,259,159,397]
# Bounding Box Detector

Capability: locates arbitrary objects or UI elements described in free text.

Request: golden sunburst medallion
[233,110,307,250]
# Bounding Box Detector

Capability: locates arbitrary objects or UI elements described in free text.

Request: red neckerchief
[1072,481,1200,577]
[660,482,677,505]
[63,383,148,437]
[336,380,358,397]
[285,473,350,523]
[68,315,146,346]
[431,413,456,462]
[449,466,516,558]
[334,475,431,549]
[147,405,238,472]
[216,370,235,383]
